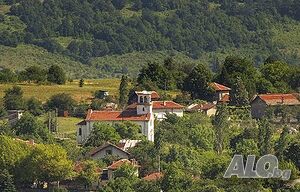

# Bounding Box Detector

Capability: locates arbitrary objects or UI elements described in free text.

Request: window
[140,96,144,103]
[78,128,82,136]
[106,150,112,155]
[143,107,145,111]
[144,96,148,103]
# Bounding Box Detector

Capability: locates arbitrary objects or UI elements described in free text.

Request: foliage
[19,65,47,83]
[26,97,43,116]
[0,169,16,192]
[79,78,84,87]
[114,121,143,140]
[3,85,25,110]
[183,64,214,100]
[213,104,229,154]
[47,65,66,85]
[46,93,76,111]
[0,68,18,83]
[23,143,73,183]
[75,160,99,188]
[14,112,52,142]
[229,77,249,106]
[84,123,121,147]
[258,118,273,156]
[118,75,129,109]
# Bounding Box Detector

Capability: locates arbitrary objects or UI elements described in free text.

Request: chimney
[163,101,166,106]
[29,139,34,145]
[281,96,284,104]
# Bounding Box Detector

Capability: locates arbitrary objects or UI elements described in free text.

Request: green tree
[183,64,214,100]
[260,61,291,92]
[26,144,73,184]
[14,112,51,142]
[79,78,84,87]
[213,104,229,155]
[114,121,143,140]
[3,86,25,110]
[0,169,16,192]
[47,65,66,85]
[0,135,30,171]
[76,160,99,189]
[258,118,273,156]
[216,56,258,97]
[275,127,290,160]
[47,93,76,112]
[27,97,44,116]
[85,123,121,147]
[119,75,129,109]
[0,68,17,83]
[22,65,46,83]
[236,139,259,156]
[230,77,249,106]
[114,164,138,179]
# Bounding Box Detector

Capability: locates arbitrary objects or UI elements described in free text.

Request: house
[187,103,217,117]
[77,91,155,144]
[251,94,300,119]
[87,142,131,160]
[7,110,24,126]
[128,91,160,104]
[77,91,184,144]
[118,139,141,151]
[100,159,140,181]
[210,82,231,102]
[143,172,164,181]
[95,90,109,99]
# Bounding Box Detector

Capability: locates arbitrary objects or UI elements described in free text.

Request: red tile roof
[86,109,151,121]
[126,101,184,110]
[107,159,140,170]
[152,101,184,109]
[88,142,130,157]
[190,103,216,111]
[151,91,160,100]
[143,172,164,181]
[210,82,231,91]
[256,94,300,105]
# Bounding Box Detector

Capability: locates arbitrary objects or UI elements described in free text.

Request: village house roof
[107,159,140,170]
[85,109,151,121]
[117,139,141,151]
[88,142,130,157]
[127,101,184,110]
[253,94,300,106]
[210,82,231,91]
[143,172,164,181]
[77,120,87,126]
[135,91,160,100]
[189,103,216,111]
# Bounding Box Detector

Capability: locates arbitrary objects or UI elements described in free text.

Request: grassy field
[0,79,121,102]
[57,117,82,135]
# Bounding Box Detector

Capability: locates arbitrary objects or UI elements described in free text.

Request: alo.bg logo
[224,154,291,180]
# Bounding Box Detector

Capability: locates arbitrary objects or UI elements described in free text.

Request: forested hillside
[0,0,300,77]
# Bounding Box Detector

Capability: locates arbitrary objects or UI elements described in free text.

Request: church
[77,91,184,144]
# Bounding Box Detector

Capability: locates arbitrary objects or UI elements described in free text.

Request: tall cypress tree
[275,126,289,160]
[119,75,129,109]
[230,77,249,106]
[258,118,273,156]
[213,104,229,155]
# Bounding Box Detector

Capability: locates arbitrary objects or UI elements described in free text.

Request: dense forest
[0,0,300,77]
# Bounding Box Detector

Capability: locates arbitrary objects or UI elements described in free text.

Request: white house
[77,91,184,144]
[87,142,131,160]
